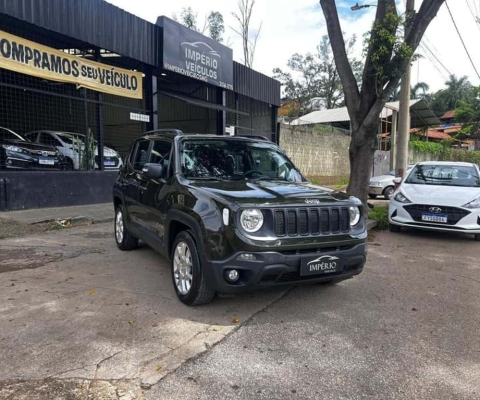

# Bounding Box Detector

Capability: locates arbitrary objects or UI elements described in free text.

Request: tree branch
[384,0,445,100]
[319,0,360,115]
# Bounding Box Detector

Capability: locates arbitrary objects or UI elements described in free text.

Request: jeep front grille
[274,207,350,237]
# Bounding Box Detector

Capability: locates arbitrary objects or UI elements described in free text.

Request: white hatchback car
[25,131,123,171]
[389,161,480,240]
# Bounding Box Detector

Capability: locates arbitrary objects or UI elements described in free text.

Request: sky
[106,0,480,93]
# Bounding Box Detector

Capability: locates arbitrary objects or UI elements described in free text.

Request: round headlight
[349,206,360,226]
[240,209,264,233]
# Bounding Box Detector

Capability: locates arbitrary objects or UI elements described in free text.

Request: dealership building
[0,0,281,211]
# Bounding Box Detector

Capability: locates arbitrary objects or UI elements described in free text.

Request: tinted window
[150,140,172,167]
[40,132,62,147]
[132,140,150,171]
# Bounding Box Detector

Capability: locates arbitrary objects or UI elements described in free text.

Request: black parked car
[0,127,66,170]
[113,130,367,305]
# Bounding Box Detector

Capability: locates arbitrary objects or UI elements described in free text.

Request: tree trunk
[346,125,377,207]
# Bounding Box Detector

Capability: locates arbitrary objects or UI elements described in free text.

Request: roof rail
[140,129,184,137]
[235,135,270,141]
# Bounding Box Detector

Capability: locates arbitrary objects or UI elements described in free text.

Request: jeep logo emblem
[305,199,321,204]
[429,207,442,214]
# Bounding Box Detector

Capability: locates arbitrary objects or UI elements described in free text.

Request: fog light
[236,253,256,261]
[225,269,239,282]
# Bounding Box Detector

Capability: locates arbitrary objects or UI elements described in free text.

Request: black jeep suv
[113,130,367,305]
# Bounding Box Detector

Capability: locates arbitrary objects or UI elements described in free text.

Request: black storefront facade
[0,0,280,211]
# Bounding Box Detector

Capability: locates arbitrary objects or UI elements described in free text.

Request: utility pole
[395,0,415,178]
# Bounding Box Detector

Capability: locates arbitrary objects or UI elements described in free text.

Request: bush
[368,206,389,230]
[409,140,443,155]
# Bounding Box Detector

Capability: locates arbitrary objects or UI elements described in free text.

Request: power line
[466,0,480,34]
[419,42,452,77]
[419,44,449,81]
[445,0,480,80]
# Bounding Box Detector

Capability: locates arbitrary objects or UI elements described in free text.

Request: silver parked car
[368,165,415,200]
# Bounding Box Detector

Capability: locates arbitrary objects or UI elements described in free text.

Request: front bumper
[368,185,385,195]
[3,151,65,170]
[389,200,480,234]
[204,242,366,293]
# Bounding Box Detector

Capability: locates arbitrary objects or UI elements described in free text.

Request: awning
[291,99,440,128]
[157,89,249,116]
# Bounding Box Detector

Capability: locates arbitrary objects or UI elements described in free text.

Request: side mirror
[142,163,164,180]
[393,177,402,184]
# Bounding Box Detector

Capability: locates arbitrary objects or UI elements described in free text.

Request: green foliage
[368,206,389,230]
[429,75,476,116]
[408,140,443,155]
[455,86,480,138]
[364,10,417,88]
[442,148,480,164]
[273,34,363,118]
[411,141,480,164]
[172,8,224,42]
[312,124,346,135]
[80,128,96,170]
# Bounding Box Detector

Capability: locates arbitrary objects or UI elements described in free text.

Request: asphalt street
[148,229,480,400]
[0,221,479,399]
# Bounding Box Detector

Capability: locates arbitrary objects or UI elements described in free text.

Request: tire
[389,223,401,233]
[171,231,215,306]
[65,158,74,171]
[368,194,377,199]
[474,234,480,242]
[114,205,138,250]
[383,186,394,200]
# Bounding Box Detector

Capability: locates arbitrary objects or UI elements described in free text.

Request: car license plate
[421,213,447,223]
[300,255,343,276]
[104,160,116,166]
[39,157,55,165]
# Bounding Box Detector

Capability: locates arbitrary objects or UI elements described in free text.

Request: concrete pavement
[0,203,114,225]
[148,229,480,400]
[0,223,288,399]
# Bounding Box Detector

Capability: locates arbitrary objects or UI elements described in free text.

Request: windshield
[405,164,480,187]
[180,139,304,182]
[0,128,25,142]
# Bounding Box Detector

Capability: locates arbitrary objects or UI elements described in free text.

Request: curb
[367,219,378,230]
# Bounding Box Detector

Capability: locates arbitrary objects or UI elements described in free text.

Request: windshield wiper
[186,176,227,181]
[251,177,288,181]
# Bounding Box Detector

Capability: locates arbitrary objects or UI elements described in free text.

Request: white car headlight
[240,209,264,233]
[369,182,383,187]
[463,197,480,209]
[349,206,361,226]
[394,192,411,203]
[2,144,23,153]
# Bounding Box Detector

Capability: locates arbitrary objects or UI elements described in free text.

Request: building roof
[440,110,455,119]
[290,99,440,128]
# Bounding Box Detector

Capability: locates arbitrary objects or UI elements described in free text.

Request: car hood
[187,179,353,207]
[370,174,394,184]
[2,139,58,153]
[401,183,480,207]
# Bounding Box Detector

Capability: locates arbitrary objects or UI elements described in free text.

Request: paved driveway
[0,223,287,399]
[1,224,479,399]
[148,229,480,400]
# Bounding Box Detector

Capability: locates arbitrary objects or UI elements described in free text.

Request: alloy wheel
[173,241,193,295]
[115,208,124,244]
